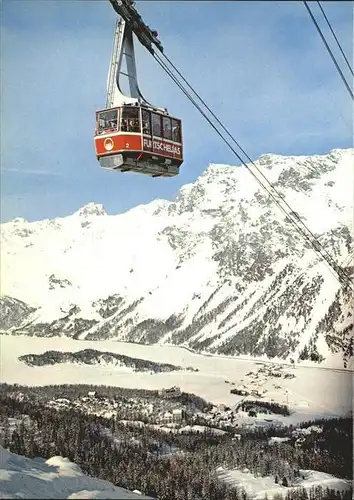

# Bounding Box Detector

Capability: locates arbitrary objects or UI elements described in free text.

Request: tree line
[0,388,351,500]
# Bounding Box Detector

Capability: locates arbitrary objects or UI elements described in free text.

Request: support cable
[303,1,354,100]
[316,1,354,78]
[107,0,353,288]
[152,51,353,289]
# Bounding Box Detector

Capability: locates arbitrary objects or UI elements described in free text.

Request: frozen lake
[0,335,352,423]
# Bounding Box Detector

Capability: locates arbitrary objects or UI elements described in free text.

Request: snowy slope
[1,148,353,365]
[0,445,153,499]
[216,466,352,500]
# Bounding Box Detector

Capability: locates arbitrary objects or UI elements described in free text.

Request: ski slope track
[1,149,353,368]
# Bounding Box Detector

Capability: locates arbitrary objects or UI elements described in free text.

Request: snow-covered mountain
[0,445,153,499]
[1,148,353,366]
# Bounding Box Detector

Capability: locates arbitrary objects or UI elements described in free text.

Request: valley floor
[1,335,351,424]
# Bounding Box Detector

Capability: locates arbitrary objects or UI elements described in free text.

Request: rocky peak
[75,203,107,218]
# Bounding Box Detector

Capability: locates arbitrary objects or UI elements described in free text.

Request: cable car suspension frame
[95,0,183,178]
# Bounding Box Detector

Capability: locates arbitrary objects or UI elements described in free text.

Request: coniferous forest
[0,383,352,500]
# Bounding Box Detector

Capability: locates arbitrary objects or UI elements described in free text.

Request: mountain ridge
[1,148,353,367]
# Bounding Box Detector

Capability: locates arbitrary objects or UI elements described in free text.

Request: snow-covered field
[0,445,152,499]
[216,466,352,500]
[120,421,227,436]
[1,335,351,423]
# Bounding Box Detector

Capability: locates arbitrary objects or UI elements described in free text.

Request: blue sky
[1,0,353,222]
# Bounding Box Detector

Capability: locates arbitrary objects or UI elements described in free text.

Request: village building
[158,386,181,398]
[172,408,183,422]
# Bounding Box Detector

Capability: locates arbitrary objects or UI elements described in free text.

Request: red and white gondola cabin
[94,104,183,178]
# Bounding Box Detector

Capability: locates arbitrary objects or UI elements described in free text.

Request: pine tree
[2,418,11,448]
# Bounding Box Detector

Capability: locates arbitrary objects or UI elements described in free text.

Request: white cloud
[1,167,63,176]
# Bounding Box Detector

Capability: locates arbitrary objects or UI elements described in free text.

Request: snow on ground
[179,425,226,435]
[216,466,352,500]
[0,445,152,499]
[0,335,351,423]
[268,437,290,444]
[128,422,227,436]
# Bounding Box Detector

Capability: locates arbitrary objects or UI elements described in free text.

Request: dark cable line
[303,1,354,100]
[154,52,351,289]
[341,252,354,268]
[316,1,354,77]
[153,54,352,289]
[159,51,337,263]
[113,1,352,287]
[152,51,352,289]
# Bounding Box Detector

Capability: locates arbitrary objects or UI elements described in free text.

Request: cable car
[94,104,183,177]
[95,12,183,178]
